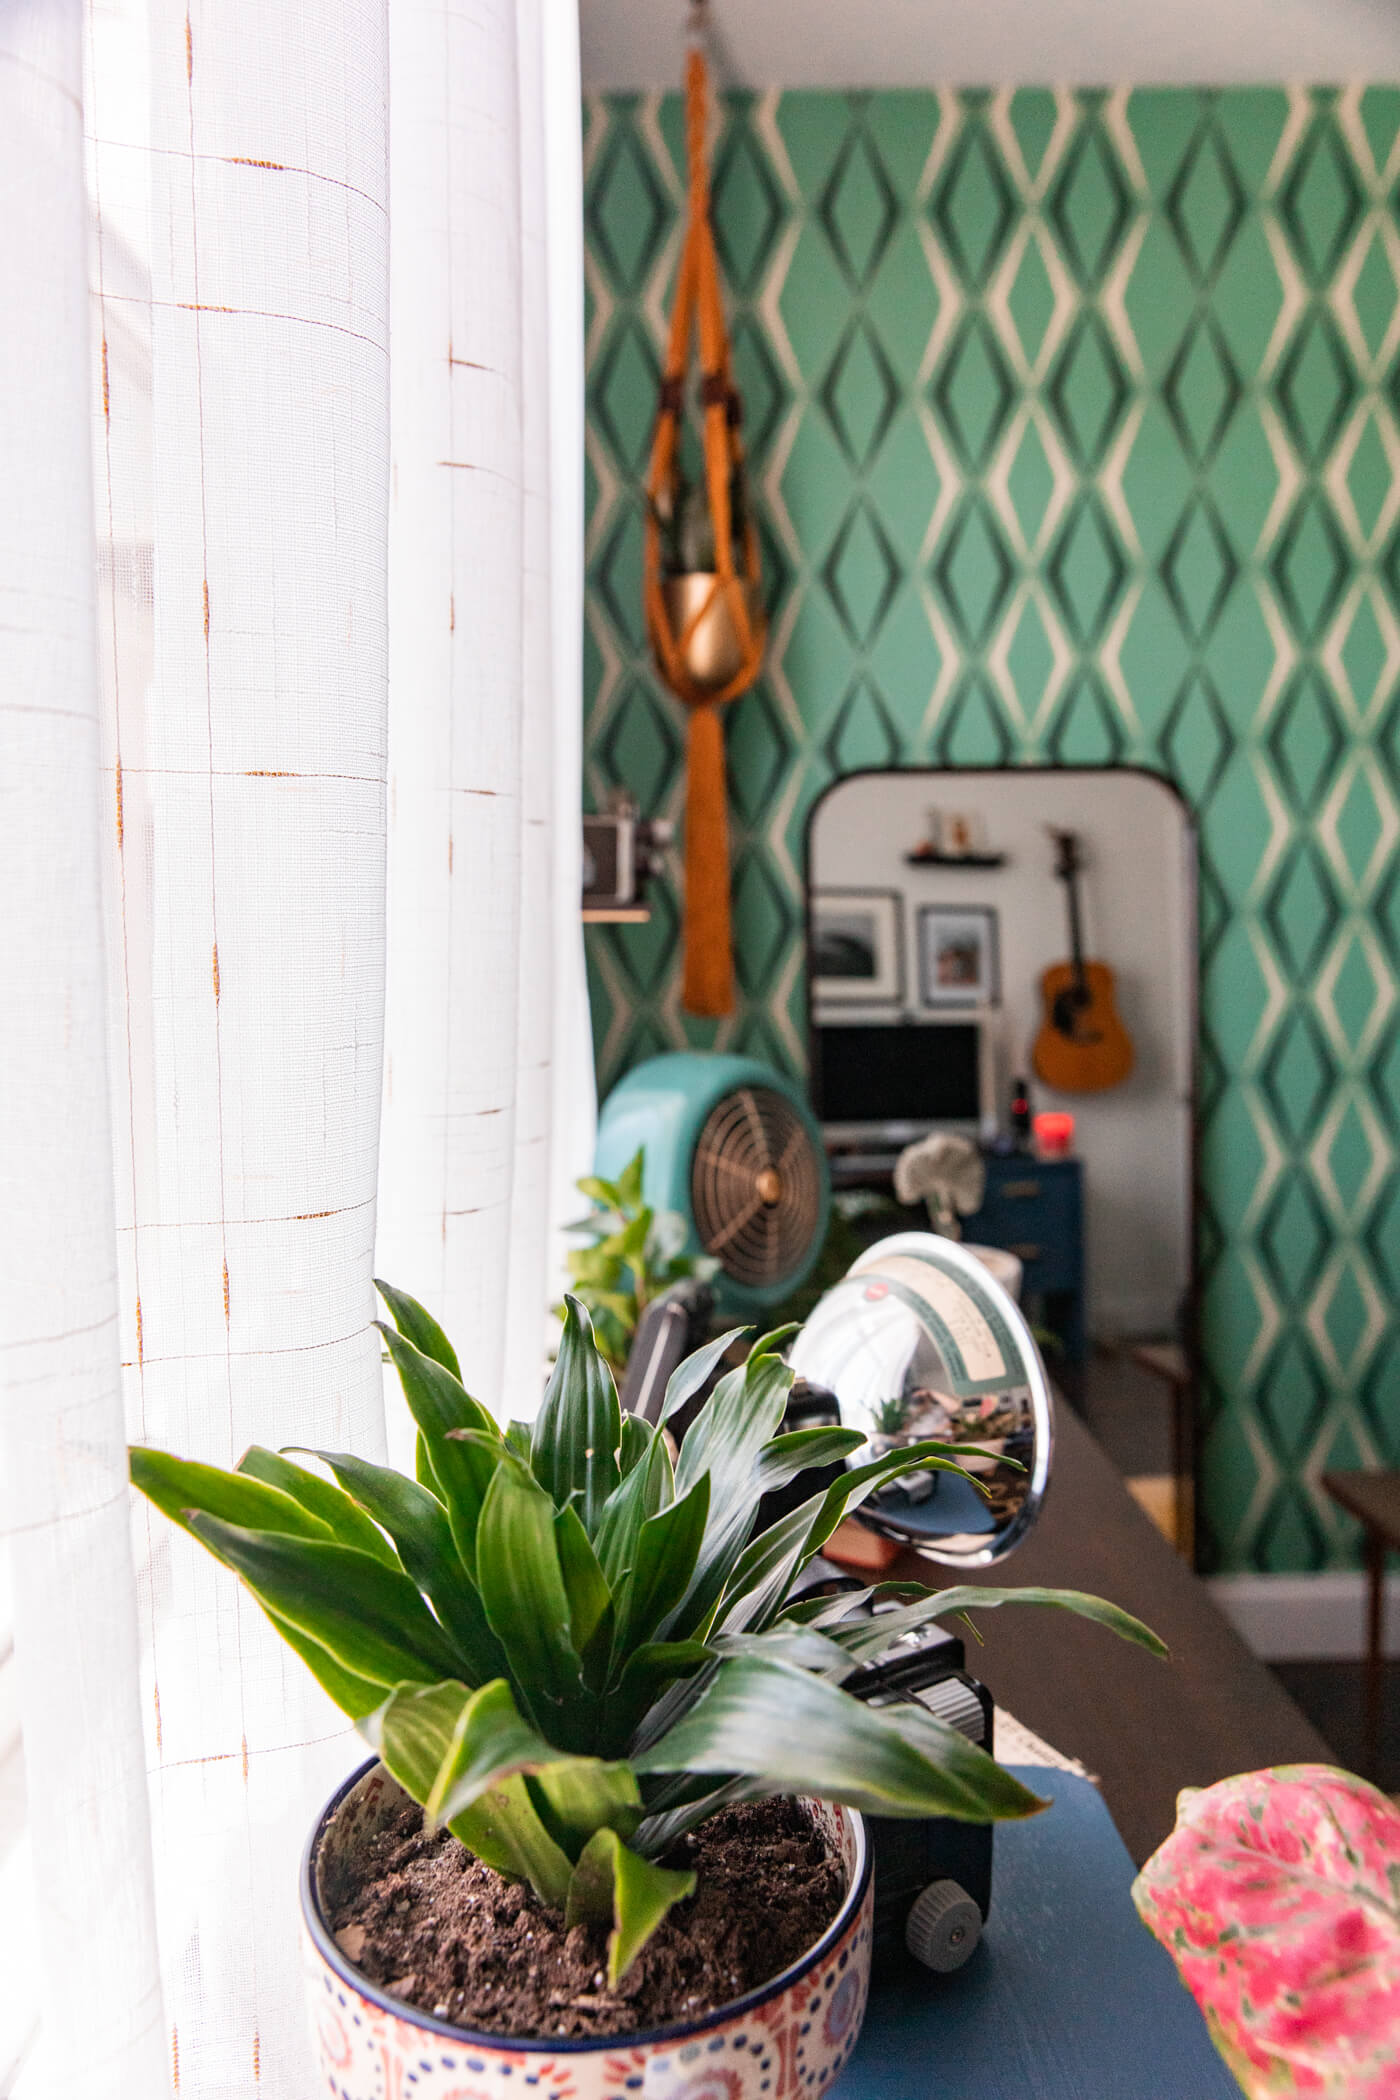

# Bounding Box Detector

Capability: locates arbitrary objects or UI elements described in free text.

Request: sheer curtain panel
[87,0,393,2089]
[379,0,594,1430]
[0,5,165,2094]
[3,0,589,2086]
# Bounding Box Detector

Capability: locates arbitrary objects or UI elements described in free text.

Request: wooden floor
[891,1402,1331,1866]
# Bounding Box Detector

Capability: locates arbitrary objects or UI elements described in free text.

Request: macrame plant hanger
[644,0,766,1018]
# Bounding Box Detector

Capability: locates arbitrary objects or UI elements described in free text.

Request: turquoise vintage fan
[593,1051,830,1317]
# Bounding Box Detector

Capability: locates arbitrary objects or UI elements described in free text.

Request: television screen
[814,1021,981,1128]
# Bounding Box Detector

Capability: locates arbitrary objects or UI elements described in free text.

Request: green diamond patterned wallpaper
[581,85,1400,1576]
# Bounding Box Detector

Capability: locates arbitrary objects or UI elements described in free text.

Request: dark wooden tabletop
[1322,1468,1400,1546]
[892,1401,1333,1866]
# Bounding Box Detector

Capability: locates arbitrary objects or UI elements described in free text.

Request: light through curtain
[378,0,594,1431]
[0,0,591,2092]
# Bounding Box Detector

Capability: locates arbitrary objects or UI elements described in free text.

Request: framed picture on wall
[918,904,999,1008]
[811,888,904,1004]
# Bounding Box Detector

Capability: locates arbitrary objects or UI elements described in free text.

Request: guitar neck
[1065,871,1086,989]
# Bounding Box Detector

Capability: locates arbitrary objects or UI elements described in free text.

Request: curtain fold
[89,0,394,2089]
[379,0,594,1431]
[2,0,589,2085]
[0,6,166,2094]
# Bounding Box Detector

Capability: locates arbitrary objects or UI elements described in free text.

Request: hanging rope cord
[644,38,765,1017]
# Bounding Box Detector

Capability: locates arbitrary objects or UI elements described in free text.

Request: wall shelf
[903,851,1007,869]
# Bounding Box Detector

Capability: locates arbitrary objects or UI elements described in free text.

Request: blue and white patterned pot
[301,1758,872,2100]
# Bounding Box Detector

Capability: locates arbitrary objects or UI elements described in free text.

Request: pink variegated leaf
[1133,1764,1400,2097]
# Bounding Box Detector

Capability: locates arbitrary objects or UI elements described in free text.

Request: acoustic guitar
[1032,828,1135,1094]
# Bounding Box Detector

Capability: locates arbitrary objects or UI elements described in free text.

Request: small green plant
[561,1147,714,1372]
[871,1394,911,1437]
[130,1283,1164,1988]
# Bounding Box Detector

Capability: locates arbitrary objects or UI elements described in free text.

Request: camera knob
[905,1878,982,1973]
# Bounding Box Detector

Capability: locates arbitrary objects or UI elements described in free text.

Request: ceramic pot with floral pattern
[301,1757,873,2100]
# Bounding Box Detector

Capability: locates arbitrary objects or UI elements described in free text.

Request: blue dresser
[962,1155,1086,1390]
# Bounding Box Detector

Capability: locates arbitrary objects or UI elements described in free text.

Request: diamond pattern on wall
[583,86,1400,1577]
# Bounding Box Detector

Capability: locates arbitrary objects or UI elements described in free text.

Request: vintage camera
[621,1291,1002,1975]
[582,791,673,912]
[790,1553,995,1972]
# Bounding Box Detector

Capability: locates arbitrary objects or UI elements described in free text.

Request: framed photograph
[811,888,904,1005]
[918,905,999,1008]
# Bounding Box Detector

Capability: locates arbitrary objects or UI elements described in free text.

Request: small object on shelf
[1034,1109,1075,1159]
[582,790,672,920]
[1010,1075,1032,1149]
[936,808,988,857]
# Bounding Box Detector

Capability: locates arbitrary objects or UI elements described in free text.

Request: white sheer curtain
[0,0,591,2091]
[0,6,165,2094]
[378,0,594,1431]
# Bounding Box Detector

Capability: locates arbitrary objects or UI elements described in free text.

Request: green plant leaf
[711,1488,829,1639]
[594,1429,673,1590]
[474,1458,592,1748]
[617,1637,713,1688]
[754,1426,866,1493]
[611,1474,710,1669]
[424,1678,559,1827]
[187,1515,468,1686]
[374,1278,463,1382]
[659,1327,749,1425]
[635,1653,1048,1823]
[618,1413,652,1475]
[505,1420,535,1464]
[615,1149,646,1210]
[782,1581,925,1626]
[710,1625,855,1677]
[575,1174,621,1208]
[554,1502,614,1661]
[130,1448,332,1542]
[529,1758,643,1855]
[378,1324,501,1573]
[364,1680,574,1902]
[666,1352,798,1638]
[531,1296,622,1533]
[749,1322,800,1360]
[832,1585,1168,1664]
[565,1827,695,1986]
[294,1446,509,1686]
[236,1446,399,1566]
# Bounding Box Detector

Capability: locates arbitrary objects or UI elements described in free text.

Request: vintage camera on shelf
[621,1231,1055,1974]
[581,791,673,915]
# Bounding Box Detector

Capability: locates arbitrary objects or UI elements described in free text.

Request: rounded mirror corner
[787,1229,1054,1570]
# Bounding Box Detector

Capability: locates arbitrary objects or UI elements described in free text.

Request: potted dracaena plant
[131,1284,1162,2100]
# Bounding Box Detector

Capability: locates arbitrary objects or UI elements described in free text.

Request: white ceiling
[579,0,1400,90]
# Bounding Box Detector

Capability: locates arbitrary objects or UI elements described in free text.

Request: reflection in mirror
[788,1232,1053,1568]
[804,767,1197,1558]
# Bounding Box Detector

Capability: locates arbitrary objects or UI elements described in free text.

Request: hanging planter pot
[642,18,767,1019]
[660,572,765,692]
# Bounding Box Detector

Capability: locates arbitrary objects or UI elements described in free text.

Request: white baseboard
[1208,1572,1400,1661]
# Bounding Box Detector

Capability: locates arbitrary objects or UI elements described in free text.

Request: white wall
[581,0,1400,89]
[809,768,1194,1337]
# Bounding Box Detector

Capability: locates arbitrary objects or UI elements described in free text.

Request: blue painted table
[833,1769,1242,2099]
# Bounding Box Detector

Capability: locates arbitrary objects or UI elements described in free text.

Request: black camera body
[848,1617,995,1961]
[622,1286,998,1973]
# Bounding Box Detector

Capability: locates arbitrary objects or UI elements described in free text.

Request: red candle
[1034,1110,1075,1159]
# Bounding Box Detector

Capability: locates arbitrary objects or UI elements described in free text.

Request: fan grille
[690,1086,823,1288]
